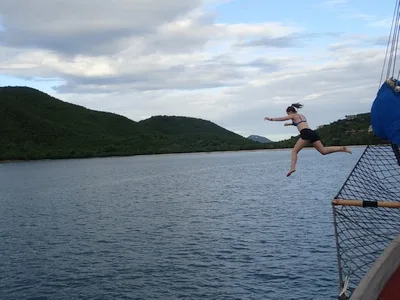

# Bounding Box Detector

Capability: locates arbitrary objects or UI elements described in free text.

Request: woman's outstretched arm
[264,115,293,121]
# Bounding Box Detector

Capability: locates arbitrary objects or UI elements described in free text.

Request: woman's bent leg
[313,140,352,155]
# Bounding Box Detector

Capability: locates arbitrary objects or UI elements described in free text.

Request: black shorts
[300,128,320,143]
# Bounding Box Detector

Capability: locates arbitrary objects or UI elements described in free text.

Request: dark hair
[286,102,303,113]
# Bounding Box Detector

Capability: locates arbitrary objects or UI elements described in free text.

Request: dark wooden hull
[379,265,400,300]
[350,235,400,299]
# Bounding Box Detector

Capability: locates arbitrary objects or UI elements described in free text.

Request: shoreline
[0,145,369,164]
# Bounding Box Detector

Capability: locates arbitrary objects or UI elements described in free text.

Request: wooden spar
[332,199,400,208]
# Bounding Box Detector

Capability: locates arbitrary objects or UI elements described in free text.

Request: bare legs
[287,138,309,177]
[312,140,352,155]
[287,139,352,177]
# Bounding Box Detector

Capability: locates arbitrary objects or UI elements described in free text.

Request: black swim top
[292,114,307,126]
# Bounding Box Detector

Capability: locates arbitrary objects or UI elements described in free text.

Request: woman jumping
[264,103,352,177]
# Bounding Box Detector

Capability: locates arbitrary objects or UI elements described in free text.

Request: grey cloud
[54,79,238,94]
[204,54,283,71]
[236,35,299,48]
[0,0,203,55]
[239,58,281,72]
[328,42,355,52]
[52,64,249,94]
[327,35,389,52]
[140,13,217,55]
[1,28,140,57]
[11,53,283,94]
[373,35,390,46]
[236,32,343,48]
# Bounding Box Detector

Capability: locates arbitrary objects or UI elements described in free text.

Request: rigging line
[397,62,400,81]
[391,0,400,72]
[386,0,400,79]
[395,5,400,80]
[387,0,400,80]
[380,0,399,88]
[391,2,400,79]
[390,1,400,74]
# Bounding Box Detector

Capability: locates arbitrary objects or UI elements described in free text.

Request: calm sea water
[0,147,364,300]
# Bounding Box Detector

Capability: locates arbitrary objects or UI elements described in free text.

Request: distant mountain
[0,86,261,160]
[247,135,271,143]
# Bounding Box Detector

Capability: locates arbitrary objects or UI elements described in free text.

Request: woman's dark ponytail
[291,102,303,109]
[286,102,303,113]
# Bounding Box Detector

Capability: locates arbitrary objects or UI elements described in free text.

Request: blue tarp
[371,81,400,145]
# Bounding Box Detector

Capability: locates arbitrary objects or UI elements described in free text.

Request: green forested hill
[0,86,385,161]
[0,86,259,160]
[0,86,159,159]
[138,115,258,153]
[139,115,242,137]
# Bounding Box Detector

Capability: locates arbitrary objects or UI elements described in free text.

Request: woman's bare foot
[287,169,296,177]
[342,146,352,154]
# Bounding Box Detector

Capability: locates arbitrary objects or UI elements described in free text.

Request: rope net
[332,1,400,298]
[332,143,400,298]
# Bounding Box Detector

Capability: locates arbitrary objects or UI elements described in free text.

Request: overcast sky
[0,0,393,141]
